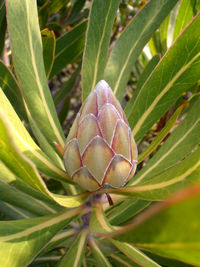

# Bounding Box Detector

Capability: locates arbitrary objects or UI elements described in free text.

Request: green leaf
[53,65,80,107]
[66,0,87,25]
[110,239,160,267]
[129,14,200,141]
[50,20,87,78]
[0,112,90,207]
[57,229,88,267]
[89,239,112,267]
[130,96,200,187]
[90,201,114,234]
[124,146,200,201]
[42,229,76,253]
[109,253,141,267]
[138,104,185,163]
[173,0,196,40]
[117,184,200,266]
[41,28,56,78]
[0,200,30,220]
[125,54,160,117]
[107,199,150,225]
[104,0,179,101]
[0,207,83,267]
[0,2,6,57]
[0,89,70,183]
[0,179,57,216]
[82,0,120,100]
[6,0,65,148]
[0,61,27,120]
[159,14,170,54]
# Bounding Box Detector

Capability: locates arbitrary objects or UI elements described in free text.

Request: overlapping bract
[64,80,138,191]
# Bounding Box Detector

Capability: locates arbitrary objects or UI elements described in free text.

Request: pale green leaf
[90,201,114,234]
[0,113,89,207]
[104,0,179,101]
[0,89,70,183]
[130,14,200,141]
[57,230,88,267]
[110,239,160,267]
[0,207,84,267]
[173,0,196,40]
[82,0,120,100]
[6,0,65,148]
[130,96,200,187]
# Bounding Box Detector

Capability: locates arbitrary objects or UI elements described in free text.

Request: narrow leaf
[104,0,179,101]
[0,113,90,207]
[89,238,112,267]
[0,3,6,57]
[0,207,84,267]
[107,199,150,225]
[0,61,27,120]
[173,0,196,40]
[131,96,200,187]
[110,239,160,267]
[130,14,200,141]
[41,28,56,78]
[57,229,88,267]
[0,179,57,216]
[125,54,160,117]
[0,89,70,183]
[50,20,87,78]
[138,104,185,163]
[53,65,80,107]
[90,201,114,234]
[82,0,120,100]
[6,0,65,147]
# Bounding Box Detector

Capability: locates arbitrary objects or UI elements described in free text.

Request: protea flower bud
[64,80,138,192]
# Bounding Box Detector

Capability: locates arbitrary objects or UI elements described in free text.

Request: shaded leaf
[82,0,120,100]
[107,199,150,225]
[53,65,80,107]
[41,28,56,78]
[0,61,27,120]
[57,229,88,267]
[50,20,87,78]
[138,104,185,163]
[125,54,160,117]
[89,238,112,267]
[104,0,179,101]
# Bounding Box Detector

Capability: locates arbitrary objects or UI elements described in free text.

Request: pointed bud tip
[95,80,110,91]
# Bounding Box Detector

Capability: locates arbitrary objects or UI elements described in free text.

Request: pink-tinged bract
[64,80,138,192]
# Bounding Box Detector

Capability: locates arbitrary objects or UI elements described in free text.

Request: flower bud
[64,80,137,192]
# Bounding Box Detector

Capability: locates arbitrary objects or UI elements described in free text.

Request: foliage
[0,0,200,266]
